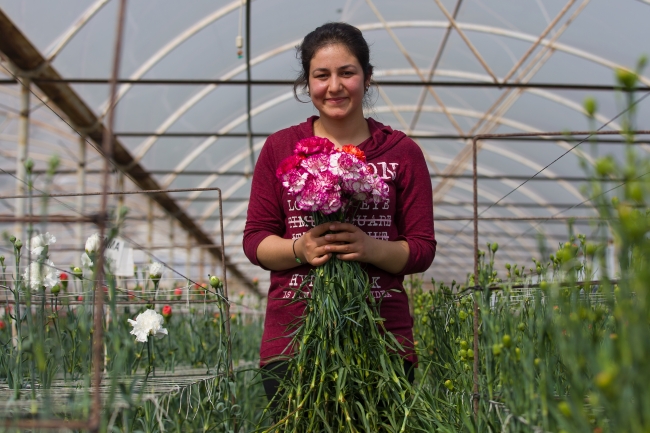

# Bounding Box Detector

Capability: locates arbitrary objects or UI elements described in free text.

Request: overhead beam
[0,10,259,296]
[0,78,647,91]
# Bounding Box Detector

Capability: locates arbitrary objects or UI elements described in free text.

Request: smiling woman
[242,22,437,423]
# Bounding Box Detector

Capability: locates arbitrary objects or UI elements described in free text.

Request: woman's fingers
[310,253,332,266]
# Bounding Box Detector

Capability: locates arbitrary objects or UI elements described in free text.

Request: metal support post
[147,197,153,261]
[116,171,124,211]
[199,246,205,282]
[77,136,86,259]
[186,234,191,306]
[14,77,30,244]
[169,216,175,274]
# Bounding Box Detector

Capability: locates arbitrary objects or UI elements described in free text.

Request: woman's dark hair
[294,22,374,102]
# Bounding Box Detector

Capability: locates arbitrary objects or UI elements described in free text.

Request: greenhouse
[0,0,649,431]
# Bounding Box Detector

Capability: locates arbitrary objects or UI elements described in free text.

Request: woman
[243,22,436,403]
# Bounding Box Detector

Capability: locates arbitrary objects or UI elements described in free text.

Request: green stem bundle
[264,211,437,432]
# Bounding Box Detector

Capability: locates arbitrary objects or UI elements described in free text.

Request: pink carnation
[301,153,332,176]
[281,169,308,194]
[276,154,304,179]
[294,136,334,157]
[278,136,390,214]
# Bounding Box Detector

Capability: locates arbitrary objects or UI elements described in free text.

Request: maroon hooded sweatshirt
[243,116,436,366]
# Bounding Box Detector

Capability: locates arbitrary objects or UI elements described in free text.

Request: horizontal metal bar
[113,131,646,143]
[1,77,649,91]
[0,215,98,223]
[0,169,250,177]
[0,186,222,200]
[437,216,600,221]
[0,169,637,183]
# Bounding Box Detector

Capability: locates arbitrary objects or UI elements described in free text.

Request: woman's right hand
[294,222,337,266]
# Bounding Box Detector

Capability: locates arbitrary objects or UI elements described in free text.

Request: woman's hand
[319,222,376,263]
[294,222,338,267]
[258,222,409,273]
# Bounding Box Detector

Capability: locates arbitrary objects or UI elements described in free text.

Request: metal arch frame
[99,0,246,115]
[431,0,499,84]
[123,21,648,177]
[374,67,628,133]
[110,17,650,170]
[176,95,596,207]
[364,0,465,135]
[44,0,111,62]
[0,10,259,295]
[169,97,600,226]
[431,0,593,200]
[150,72,608,200]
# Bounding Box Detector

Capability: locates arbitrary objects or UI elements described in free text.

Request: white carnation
[149,262,164,278]
[24,260,61,292]
[31,232,56,256]
[128,309,168,343]
[85,233,101,253]
[81,252,93,269]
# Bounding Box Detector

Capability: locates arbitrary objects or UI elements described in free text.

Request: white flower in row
[31,232,56,256]
[85,233,101,253]
[128,309,168,343]
[149,261,164,280]
[81,252,93,269]
[23,260,61,292]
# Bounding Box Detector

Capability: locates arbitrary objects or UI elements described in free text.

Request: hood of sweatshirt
[296,116,407,160]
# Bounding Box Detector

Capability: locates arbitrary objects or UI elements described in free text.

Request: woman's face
[308,44,369,122]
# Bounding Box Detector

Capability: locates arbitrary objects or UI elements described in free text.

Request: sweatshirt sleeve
[394,139,436,276]
[243,136,286,268]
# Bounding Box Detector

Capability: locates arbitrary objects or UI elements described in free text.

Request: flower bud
[162,305,172,322]
[583,97,597,117]
[491,242,498,253]
[615,67,637,91]
[209,275,222,288]
[9,236,16,243]
[85,233,101,253]
[595,156,615,177]
[148,262,163,281]
[72,267,82,279]
[59,272,69,290]
[443,379,454,391]
[24,158,34,173]
[14,240,22,252]
[51,284,61,296]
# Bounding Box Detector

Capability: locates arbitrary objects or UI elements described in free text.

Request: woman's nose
[329,75,342,91]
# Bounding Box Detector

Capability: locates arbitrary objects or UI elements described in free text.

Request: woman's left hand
[322,222,377,263]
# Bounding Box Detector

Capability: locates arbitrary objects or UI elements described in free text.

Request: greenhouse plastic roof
[0,0,649,292]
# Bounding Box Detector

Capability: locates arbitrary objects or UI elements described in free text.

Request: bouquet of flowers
[265,137,437,432]
[277,137,388,217]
